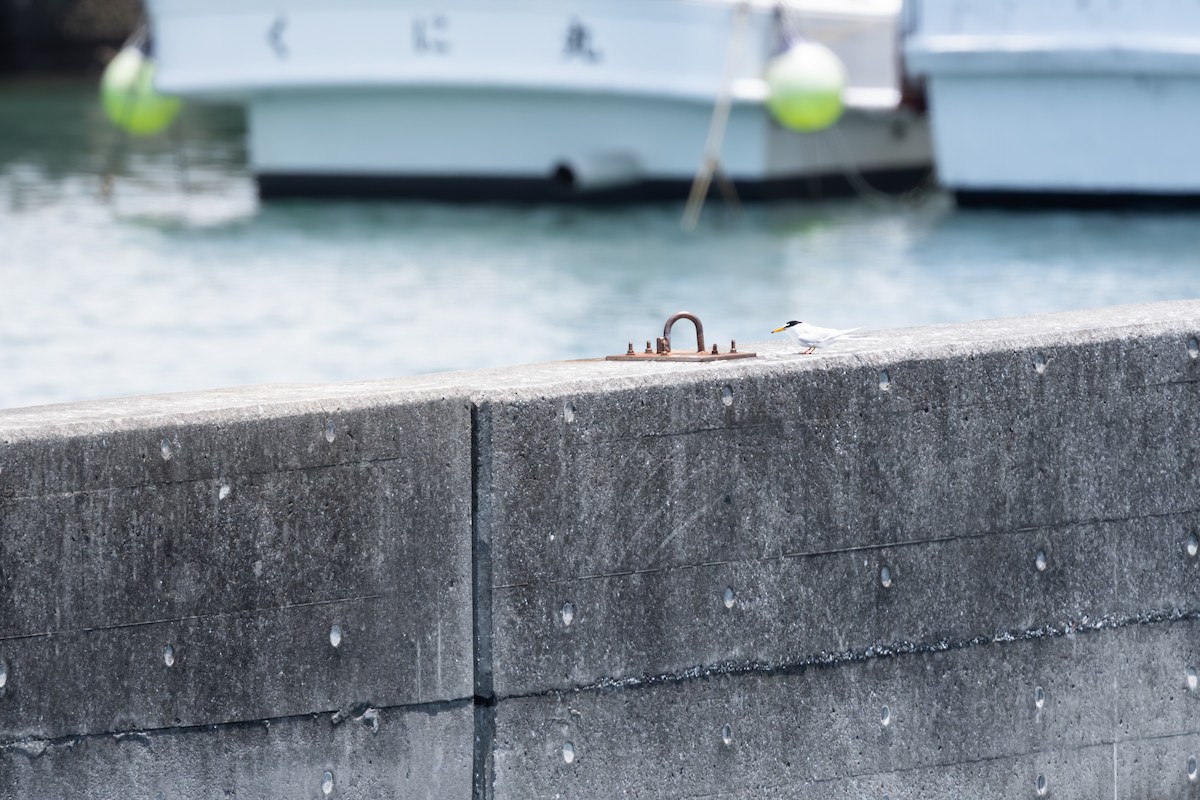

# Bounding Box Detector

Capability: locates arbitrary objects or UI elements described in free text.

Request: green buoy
[101,44,182,136]
[764,41,847,133]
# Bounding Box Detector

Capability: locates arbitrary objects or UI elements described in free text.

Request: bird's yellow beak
[771,325,788,333]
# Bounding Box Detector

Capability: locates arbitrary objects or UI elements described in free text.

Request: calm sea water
[2,81,1198,411]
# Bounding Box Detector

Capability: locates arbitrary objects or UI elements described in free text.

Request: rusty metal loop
[662,312,705,354]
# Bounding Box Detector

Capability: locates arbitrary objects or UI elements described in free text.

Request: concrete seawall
[2,299,1200,798]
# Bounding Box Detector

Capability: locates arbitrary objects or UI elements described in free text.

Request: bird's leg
[803,346,815,355]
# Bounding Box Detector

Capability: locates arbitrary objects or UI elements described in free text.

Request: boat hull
[904,0,1200,205]
[246,87,930,201]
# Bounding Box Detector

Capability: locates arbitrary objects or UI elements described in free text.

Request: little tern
[771,320,860,354]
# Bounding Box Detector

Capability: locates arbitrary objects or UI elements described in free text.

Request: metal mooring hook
[606,311,756,363]
[661,311,704,354]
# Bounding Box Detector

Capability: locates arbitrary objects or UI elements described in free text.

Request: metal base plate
[605,351,757,363]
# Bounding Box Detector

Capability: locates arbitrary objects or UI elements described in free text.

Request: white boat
[146,0,931,202]
[902,0,1200,207]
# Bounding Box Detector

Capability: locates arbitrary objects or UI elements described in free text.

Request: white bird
[771,320,860,354]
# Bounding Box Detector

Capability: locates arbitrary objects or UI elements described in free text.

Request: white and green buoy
[763,41,847,133]
[100,41,181,136]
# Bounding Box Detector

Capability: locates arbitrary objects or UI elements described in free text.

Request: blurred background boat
[145,0,932,202]
[903,0,1200,207]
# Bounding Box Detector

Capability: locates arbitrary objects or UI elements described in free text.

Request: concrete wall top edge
[0,382,475,443]
[458,298,1200,405]
[2,299,1198,436]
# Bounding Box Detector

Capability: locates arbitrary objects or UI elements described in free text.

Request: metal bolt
[626,342,635,355]
[711,344,719,355]
[730,340,737,353]
[644,340,653,354]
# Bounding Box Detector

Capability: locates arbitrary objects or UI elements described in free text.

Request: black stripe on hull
[955,189,1200,211]
[256,167,932,204]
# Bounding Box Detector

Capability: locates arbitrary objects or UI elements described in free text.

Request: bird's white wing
[792,324,860,345]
